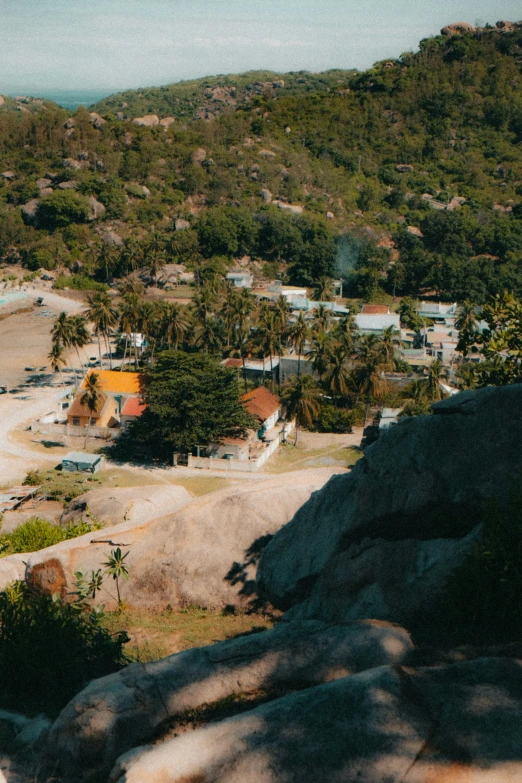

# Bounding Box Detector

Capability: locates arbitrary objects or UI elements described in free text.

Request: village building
[418,301,458,325]
[80,370,143,414]
[241,386,283,434]
[67,393,119,428]
[354,312,400,334]
[226,270,254,288]
[379,407,403,431]
[221,356,279,382]
[266,282,308,301]
[120,397,147,429]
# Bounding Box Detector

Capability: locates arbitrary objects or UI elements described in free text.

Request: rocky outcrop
[47,619,413,781]
[159,117,175,128]
[260,187,272,203]
[441,22,476,36]
[174,218,190,231]
[273,200,304,214]
[192,147,207,163]
[87,196,106,220]
[0,470,338,610]
[108,656,522,783]
[21,198,41,227]
[132,114,159,127]
[257,385,522,626]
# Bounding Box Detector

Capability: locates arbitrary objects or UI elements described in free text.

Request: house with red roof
[120,397,147,429]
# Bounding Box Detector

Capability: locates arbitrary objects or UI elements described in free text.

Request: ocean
[10,89,116,110]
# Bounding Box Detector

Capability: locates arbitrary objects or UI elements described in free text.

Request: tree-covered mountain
[1,25,522,301]
[91,69,355,122]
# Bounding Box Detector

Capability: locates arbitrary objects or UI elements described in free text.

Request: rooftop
[68,392,109,419]
[361,304,391,314]
[121,397,147,417]
[241,386,281,423]
[354,313,400,330]
[82,370,143,395]
[63,452,102,465]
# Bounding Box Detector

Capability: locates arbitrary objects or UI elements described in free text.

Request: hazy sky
[2,0,521,94]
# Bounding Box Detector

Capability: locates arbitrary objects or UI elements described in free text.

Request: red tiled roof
[121,398,147,418]
[241,387,281,423]
[361,304,391,314]
[222,358,243,368]
[68,393,108,419]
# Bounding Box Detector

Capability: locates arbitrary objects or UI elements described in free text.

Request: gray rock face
[87,195,106,220]
[174,218,190,231]
[260,187,272,203]
[21,198,41,226]
[108,656,522,783]
[441,21,476,35]
[47,619,413,781]
[257,385,522,625]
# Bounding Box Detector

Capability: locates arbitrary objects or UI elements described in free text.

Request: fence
[174,420,295,473]
[30,422,119,440]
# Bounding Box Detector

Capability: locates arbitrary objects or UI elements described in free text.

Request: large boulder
[47,619,413,781]
[132,115,159,127]
[257,385,522,625]
[441,22,476,36]
[21,198,41,227]
[87,195,106,220]
[108,656,522,783]
[0,470,338,610]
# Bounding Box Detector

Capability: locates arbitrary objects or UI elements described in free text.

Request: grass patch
[265,443,362,474]
[102,605,275,662]
[0,517,101,557]
[165,476,230,497]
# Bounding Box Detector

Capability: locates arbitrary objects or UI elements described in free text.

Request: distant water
[0,291,28,307]
[10,89,116,110]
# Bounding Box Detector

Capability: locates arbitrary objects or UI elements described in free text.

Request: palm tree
[192,286,217,328]
[424,359,448,402]
[455,300,480,332]
[85,292,119,369]
[162,302,191,350]
[255,309,279,391]
[80,371,104,445]
[288,313,310,377]
[306,329,331,378]
[312,276,335,302]
[333,313,358,352]
[322,346,351,403]
[377,326,401,368]
[281,375,321,446]
[312,304,331,332]
[193,317,224,354]
[119,293,143,368]
[51,312,75,375]
[69,316,91,372]
[146,231,166,286]
[353,351,390,425]
[48,342,65,383]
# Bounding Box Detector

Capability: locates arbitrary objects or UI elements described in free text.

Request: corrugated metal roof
[355,314,400,330]
[63,452,102,465]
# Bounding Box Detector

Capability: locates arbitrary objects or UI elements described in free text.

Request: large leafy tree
[130,351,256,458]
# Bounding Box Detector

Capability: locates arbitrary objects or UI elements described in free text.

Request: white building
[226,270,254,288]
[354,313,400,334]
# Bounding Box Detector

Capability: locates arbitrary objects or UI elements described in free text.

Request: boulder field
[257,384,522,628]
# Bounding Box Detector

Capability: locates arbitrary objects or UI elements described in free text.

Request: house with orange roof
[81,370,144,414]
[67,393,119,428]
[120,397,147,429]
[241,387,283,433]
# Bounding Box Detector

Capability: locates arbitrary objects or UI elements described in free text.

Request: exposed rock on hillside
[0,470,339,610]
[109,656,522,783]
[257,385,522,626]
[47,619,413,780]
[441,22,476,35]
[132,114,159,127]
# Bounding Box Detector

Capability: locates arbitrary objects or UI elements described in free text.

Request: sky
[1,0,522,96]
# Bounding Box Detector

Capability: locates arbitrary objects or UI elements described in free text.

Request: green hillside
[92,70,355,121]
[0,26,522,300]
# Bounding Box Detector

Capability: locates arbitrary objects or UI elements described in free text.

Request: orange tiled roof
[222,358,243,368]
[82,370,143,395]
[121,398,147,417]
[241,387,281,423]
[68,392,108,419]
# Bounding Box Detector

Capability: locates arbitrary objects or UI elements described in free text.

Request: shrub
[37,190,90,231]
[53,274,109,291]
[0,518,97,557]
[0,581,128,715]
[437,494,522,645]
[312,403,353,433]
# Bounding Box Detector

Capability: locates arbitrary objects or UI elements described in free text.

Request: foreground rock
[0,470,339,610]
[109,656,522,783]
[258,385,522,626]
[47,619,413,781]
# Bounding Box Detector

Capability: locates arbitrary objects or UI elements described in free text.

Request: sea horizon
[6,88,117,110]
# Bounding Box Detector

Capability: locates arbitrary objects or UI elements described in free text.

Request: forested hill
[91,70,356,122]
[1,24,522,302]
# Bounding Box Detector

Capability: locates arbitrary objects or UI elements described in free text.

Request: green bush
[53,274,109,291]
[312,403,353,433]
[37,190,90,231]
[0,581,128,715]
[437,495,522,645]
[0,518,97,558]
